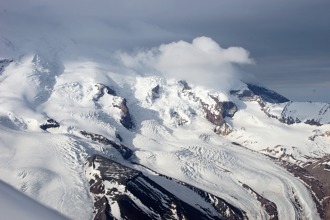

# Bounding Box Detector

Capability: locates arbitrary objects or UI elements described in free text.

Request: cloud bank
[2,0,328,101]
[119,36,253,91]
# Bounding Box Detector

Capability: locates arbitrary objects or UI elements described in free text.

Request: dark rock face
[279,116,301,125]
[304,156,330,220]
[202,101,225,127]
[80,131,133,159]
[94,196,113,220]
[86,155,247,220]
[309,130,330,141]
[231,84,289,104]
[94,84,117,101]
[230,90,255,101]
[40,118,60,130]
[178,80,192,91]
[223,101,238,118]
[205,96,237,135]
[93,83,134,129]
[305,119,322,126]
[177,81,237,135]
[151,85,160,100]
[246,84,289,104]
[170,110,188,126]
[112,98,134,130]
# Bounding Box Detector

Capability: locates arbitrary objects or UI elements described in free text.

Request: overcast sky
[1,0,329,102]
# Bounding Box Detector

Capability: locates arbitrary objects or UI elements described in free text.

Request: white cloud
[118,36,253,91]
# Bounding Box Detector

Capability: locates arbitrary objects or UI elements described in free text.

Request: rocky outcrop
[223,101,238,118]
[151,85,160,100]
[178,80,192,91]
[232,84,330,126]
[170,110,188,126]
[214,123,233,136]
[305,119,322,126]
[112,98,134,130]
[204,96,237,135]
[93,83,134,129]
[230,89,255,102]
[246,84,289,104]
[93,83,117,101]
[304,155,330,220]
[86,155,247,220]
[309,130,330,141]
[178,81,237,135]
[40,118,60,130]
[279,116,301,125]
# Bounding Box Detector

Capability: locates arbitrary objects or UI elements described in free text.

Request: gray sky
[1,0,329,102]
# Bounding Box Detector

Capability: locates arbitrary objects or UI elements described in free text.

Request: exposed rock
[308,130,330,141]
[223,101,238,118]
[214,123,232,136]
[202,101,225,127]
[170,110,188,126]
[230,89,256,102]
[246,84,289,104]
[305,119,322,126]
[178,83,237,135]
[178,80,192,91]
[93,196,113,220]
[112,98,134,130]
[234,85,329,127]
[151,84,160,100]
[279,116,301,125]
[93,83,117,101]
[261,145,301,164]
[209,95,238,118]
[40,118,60,130]
[92,84,134,129]
[304,155,330,220]
[203,96,237,135]
[230,84,312,127]
[80,131,133,159]
[86,155,247,220]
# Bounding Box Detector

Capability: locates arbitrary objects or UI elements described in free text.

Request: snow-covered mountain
[0,37,329,220]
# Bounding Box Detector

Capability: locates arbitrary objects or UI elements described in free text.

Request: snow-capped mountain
[0,37,329,220]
